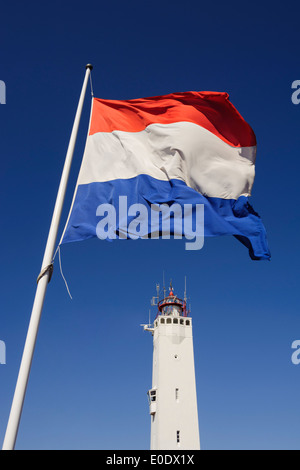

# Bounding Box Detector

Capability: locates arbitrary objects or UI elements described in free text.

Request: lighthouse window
[180,319,184,325]
[176,430,180,443]
[147,389,157,404]
[186,320,190,326]
[167,318,172,324]
[160,318,165,324]
[173,318,178,324]
[173,305,182,316]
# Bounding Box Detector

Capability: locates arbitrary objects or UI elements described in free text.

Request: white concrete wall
[150,315,200,450]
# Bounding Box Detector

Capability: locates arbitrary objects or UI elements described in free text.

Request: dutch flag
[60,91,270,260]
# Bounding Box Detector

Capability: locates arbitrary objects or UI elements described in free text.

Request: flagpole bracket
[37,263,54,285]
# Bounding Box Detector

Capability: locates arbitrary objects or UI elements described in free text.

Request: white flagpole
[2,64,93,450]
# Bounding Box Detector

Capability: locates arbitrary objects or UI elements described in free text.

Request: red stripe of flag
[89,91,256,148]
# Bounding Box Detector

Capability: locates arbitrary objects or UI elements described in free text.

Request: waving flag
[60,91,270,260]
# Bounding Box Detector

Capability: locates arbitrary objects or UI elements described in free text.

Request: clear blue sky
[1,0,300,450]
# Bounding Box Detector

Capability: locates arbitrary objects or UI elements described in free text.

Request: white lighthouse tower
[144,282,200,450]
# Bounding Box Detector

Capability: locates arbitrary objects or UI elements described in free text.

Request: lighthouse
[144,282,200,450]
